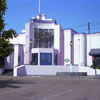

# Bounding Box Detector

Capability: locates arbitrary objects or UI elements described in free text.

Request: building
[4,14,100,76]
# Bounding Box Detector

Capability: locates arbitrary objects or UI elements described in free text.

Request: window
[54,54,57,65]
[40,53,52,65]
[34,28,54,48]
[18,56,20,63]
[31,53,38,65]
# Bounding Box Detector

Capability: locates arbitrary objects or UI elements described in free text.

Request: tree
[0,0,18,67]
[0,39,13,67]
[2,28,18,40]
[0,0,7,34]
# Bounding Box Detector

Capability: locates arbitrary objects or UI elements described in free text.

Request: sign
[64,59,70,63]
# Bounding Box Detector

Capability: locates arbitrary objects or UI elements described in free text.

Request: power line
[72,22,100,29]
[72,24,87,29]
[71,22,100,33]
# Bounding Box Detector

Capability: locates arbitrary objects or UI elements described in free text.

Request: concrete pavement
[0,76,100,100]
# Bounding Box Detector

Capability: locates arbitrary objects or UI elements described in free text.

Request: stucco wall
[10,33,25,45]
[74,34,87,66]
[14,65,100,76]
[63,29,71,65]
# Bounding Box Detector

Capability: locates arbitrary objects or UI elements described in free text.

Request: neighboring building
[5,14,100,71]
[87,33,100,66]
[89,49,100,67]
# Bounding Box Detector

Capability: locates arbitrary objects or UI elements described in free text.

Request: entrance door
[40,53,52,65]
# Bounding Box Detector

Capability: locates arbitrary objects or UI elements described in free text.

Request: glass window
[31,53,38,65]
[54,54,57,65]
[40,53,52,65]
[44,29,48,33]
[18,56,20,63]
[49,29,54,34]
[34,28,54,48]
[34,28,38,33]
[39,29,44,33]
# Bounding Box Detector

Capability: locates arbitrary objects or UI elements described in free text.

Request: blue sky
[5,0,100,33]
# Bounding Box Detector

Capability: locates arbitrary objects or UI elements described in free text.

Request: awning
[89,49,100,56]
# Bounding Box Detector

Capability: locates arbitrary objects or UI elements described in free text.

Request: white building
[4,14,100,76]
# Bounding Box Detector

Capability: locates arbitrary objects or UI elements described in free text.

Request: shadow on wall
[17,66,27,76]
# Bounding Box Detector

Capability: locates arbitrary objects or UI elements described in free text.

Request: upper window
[34,28,54,48]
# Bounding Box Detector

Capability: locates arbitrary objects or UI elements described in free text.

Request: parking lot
[0,76,100,100]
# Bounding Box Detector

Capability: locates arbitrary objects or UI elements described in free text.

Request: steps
[56,72,87,77]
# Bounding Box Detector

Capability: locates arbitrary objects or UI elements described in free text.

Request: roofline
[63,28,78,33]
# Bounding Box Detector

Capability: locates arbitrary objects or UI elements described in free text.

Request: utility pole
[88,22,91,50]
[88,22,90,34]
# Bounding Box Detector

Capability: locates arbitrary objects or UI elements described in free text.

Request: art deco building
[5,14,100,73]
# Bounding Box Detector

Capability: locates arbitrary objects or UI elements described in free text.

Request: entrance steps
[56,72,87,77]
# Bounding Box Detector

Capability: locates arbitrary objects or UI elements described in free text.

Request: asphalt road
[0,76,100,100]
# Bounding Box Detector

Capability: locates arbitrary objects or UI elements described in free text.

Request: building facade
[5,14,100,70]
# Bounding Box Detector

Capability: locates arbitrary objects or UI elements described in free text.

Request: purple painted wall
[60,28,64,65]
[18,45,24,66]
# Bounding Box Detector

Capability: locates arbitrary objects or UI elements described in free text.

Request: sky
[4,0,100,33]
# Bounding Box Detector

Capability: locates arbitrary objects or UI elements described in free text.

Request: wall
[18,45,24,66]
[63,29,76,65]
[54,25,64,65]
[60,28,64,65]
[78,66,100,75]
[16,65,70,76]
[74,34,87,66]
[5,52,14,69]
[10,33,25,45]
[64,29,71,65]
[14,44,24,67]
[14,65,100,76]
[24,22,31,64]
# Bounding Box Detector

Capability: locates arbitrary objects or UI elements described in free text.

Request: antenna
[39,0,41,15]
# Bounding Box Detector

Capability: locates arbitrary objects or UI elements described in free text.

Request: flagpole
[39,0,40,15]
